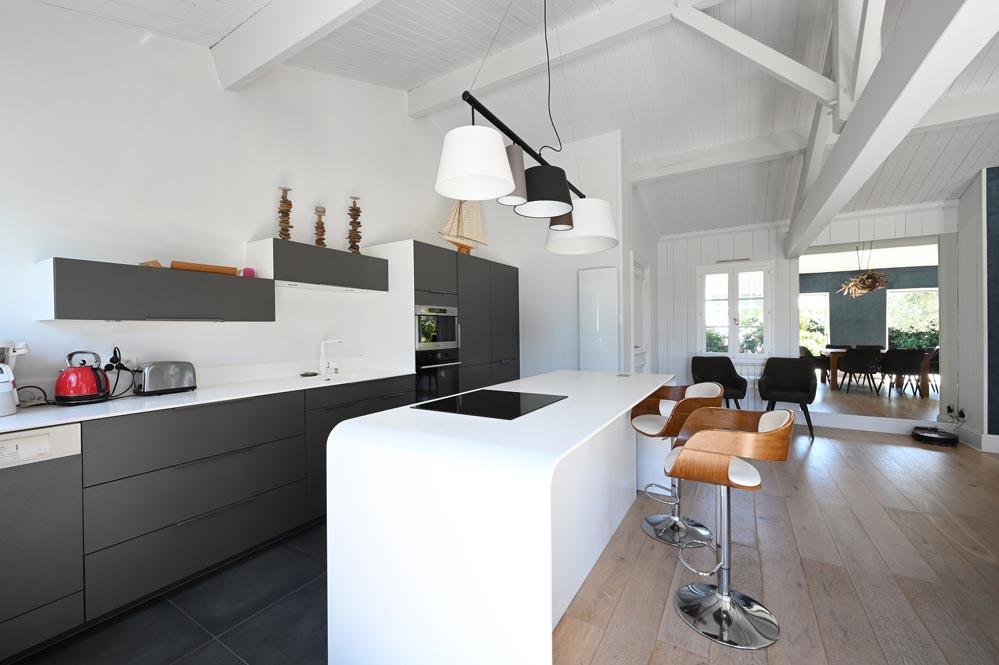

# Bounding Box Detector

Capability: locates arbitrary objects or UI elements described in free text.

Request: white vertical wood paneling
[810,201,958,247]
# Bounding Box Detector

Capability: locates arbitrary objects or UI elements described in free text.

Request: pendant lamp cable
[469,0,517,92]
[550,0,582,189]
[538,0,564,158]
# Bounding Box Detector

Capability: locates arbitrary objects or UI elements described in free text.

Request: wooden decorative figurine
[314,206,327,247]
[277,187,293,240]
[347,196,362,254]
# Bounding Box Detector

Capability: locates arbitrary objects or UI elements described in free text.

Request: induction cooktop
[411,389,567,420]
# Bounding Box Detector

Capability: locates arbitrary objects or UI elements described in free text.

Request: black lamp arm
[461,90,586,199]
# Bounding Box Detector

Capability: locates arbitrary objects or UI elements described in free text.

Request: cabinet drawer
[85,480,306,619]
[304,375,414,411]
[305,391,414,519]
[0,592,83,662]
[84,436,305,554]
[82,391,305,486]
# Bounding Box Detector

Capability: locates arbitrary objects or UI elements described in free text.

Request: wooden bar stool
[630,382,723,546]
[668,407,794,650]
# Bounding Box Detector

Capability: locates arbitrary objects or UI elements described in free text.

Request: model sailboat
[440,200,486,254]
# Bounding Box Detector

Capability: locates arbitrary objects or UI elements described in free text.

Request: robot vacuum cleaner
[911,426,959,447]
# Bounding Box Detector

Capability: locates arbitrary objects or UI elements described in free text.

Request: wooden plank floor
[806,380,940,420]
[553,427,999,665]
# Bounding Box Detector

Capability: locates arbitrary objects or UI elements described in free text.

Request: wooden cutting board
[169,261,239,275]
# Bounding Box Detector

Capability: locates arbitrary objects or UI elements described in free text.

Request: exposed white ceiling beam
[211,0,383,90]
[785,0,999,259]
[853,0,886,99]
[406,0,727,118]
[672,5,837,105]
[630,129,809,184]
[794,36,835,217]
[832,0,862,130]
[629,86,999,184]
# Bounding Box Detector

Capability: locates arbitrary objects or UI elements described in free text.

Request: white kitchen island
[326,370,674,665]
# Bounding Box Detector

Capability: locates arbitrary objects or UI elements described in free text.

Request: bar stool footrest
[643,483,678,506]
[676,540,721,576]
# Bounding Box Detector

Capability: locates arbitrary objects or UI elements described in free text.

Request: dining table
[826,347,931,398]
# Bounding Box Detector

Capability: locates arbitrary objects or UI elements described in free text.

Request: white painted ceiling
[26,0,999,237]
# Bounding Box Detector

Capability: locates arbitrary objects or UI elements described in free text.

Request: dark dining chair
[881,348,926,397]
[691,356,748,409]
[854,344,886,351]
[799,346,830,384]
[757,357,816,439]
[928,347,940,393]
[837,348,882,394]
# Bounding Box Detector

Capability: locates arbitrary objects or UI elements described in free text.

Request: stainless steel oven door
[415,305,459,351]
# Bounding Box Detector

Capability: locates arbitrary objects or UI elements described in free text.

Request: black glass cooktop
[411,389,567,420]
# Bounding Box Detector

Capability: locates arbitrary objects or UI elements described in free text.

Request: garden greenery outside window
[697,262,772,357]
[799,292,830,356]
[886,288,939,349]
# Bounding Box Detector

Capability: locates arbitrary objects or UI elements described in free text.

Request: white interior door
[631,258,649,372]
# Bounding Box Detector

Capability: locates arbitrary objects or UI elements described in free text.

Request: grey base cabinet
[305,376,415,520]
[0,593,83,662]
[491,359,520,385]
[85,481,306,619]
[459,363,493,392]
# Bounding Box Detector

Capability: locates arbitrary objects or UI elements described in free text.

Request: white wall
[476,131,626,378]
[956,173,989,447]
[622,144,660,374]
[0,1,448,387]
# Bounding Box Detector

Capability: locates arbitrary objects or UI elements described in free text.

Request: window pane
[705,273,728,300]
[739,327,764,354]
[886,288,939,349]
[738,299,764,326]
[738,271,764,298]
[798,292,829,355]
[706,327,728,353]
[705,300,729,327]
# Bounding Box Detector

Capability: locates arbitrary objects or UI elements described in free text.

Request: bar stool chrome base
[642,514,712,547]
[675,583,779,650]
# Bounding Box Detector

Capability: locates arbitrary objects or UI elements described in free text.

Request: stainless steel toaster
[133,361,197,396]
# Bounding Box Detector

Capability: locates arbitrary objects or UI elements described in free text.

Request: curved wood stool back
[629,383,723,547]
[670,408,794,650]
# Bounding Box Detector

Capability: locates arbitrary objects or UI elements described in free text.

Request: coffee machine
[0,341,30,407]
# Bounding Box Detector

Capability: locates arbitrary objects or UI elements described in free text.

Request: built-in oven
[415,348,460,402]
[415,305,459,351]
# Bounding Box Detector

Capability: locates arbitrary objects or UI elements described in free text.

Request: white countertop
[333,370,674,469]
[0,369,413,435]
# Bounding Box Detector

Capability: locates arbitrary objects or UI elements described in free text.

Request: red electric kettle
[55,351,110,405]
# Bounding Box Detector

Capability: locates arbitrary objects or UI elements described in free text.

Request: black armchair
[691,356,748,409]
[758,357,816,438]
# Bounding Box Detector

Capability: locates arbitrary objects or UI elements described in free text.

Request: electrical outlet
[946,404,955,414]
[958,408,967,420]
[121,356,138,370]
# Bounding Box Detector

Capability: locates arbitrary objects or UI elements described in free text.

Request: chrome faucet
[319,339,343,375]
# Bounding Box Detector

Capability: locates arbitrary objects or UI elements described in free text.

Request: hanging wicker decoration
[838,270,887,298]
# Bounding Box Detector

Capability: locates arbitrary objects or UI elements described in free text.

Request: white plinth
[326,370,673,665]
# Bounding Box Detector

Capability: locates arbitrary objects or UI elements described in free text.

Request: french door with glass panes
[697,262,772,357]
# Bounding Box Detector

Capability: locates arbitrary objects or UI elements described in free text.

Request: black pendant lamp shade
[514,165,573,218]
[549,211,573,231]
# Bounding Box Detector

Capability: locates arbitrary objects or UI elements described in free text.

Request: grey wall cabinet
[305,376,415,519]
[267,239,388,291]
[37,258,275,322]
[414,241,457,295]
[490,262,520,364]
[457,254,492,366]
[459,363,493,392]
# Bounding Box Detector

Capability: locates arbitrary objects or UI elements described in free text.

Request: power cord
[16,385,55,406]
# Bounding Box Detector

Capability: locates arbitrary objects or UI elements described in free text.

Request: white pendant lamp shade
[497,144,527,206]
[435,125,515,201]
[545,197,618,255]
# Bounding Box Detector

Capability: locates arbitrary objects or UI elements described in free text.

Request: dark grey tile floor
[19,521,328,665]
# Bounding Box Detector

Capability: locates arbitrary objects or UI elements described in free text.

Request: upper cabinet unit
[490,262,520,364]
[413,241,457,295]
[247,239,388,293]
[34,258,275,322]
[456,254,492,366]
